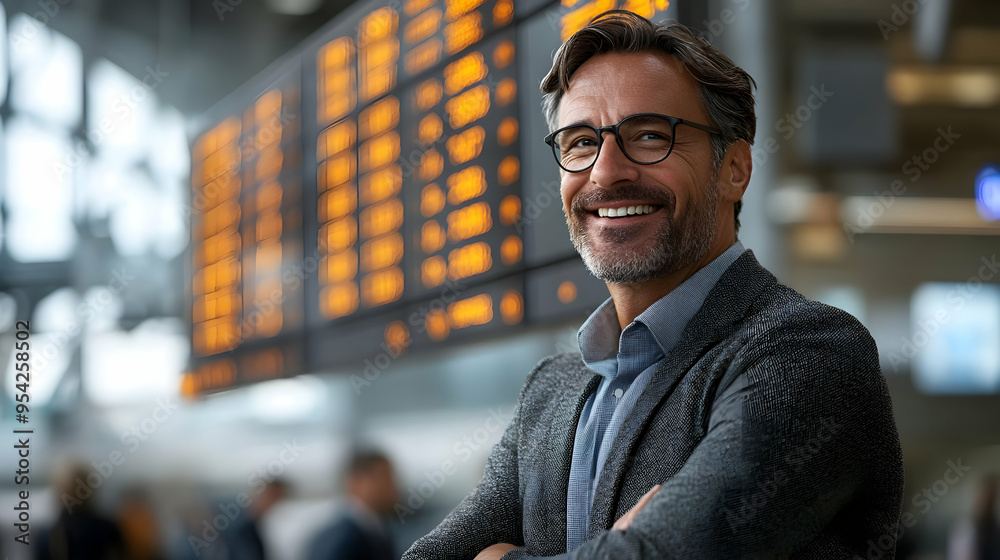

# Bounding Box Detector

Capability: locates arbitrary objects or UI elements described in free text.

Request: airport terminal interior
[0,0,999,557]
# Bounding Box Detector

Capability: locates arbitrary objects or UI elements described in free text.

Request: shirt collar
[578,241,745,377]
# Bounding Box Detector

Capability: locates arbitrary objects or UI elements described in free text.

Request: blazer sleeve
[401,357,553,560]
[502,314,901,559]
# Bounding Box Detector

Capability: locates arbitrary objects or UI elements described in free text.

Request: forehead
[557,51,706,127]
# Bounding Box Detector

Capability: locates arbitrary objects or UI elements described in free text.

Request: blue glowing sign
[975,164,1000,221]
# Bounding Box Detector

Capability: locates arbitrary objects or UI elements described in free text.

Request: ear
[718,139,752,203]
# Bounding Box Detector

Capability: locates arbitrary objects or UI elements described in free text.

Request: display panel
[185,67,305,397]
[400,30,522,303]
[184,0,675,396]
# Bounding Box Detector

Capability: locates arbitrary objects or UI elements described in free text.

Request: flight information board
[185,67,306,396]
[184,0,676,397]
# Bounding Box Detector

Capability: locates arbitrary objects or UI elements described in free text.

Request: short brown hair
[541,10,756,231]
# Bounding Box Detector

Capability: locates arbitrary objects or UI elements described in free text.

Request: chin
[578,230,717,285]
[580,247,672,284]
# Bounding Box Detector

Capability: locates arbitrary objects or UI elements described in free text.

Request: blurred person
[306,450,399,560]
[404,11,904,560]
[168,500,227,560]
[949,475,1000,560]
[115,486,163,560]
[35,463,125,560]
[222,478,289,560]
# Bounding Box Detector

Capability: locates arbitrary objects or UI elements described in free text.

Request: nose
[588,131,640,188]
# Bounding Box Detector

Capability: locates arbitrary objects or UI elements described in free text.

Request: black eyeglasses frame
[543,113,721,173]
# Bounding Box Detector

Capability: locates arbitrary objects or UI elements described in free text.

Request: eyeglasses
[543,113,721,173]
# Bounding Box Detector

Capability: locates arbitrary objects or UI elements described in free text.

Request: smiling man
[403,11,904,559]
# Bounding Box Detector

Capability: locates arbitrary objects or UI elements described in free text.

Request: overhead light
[887,66,1000,107]
[247,376,326,423]
[841,196,1000,234]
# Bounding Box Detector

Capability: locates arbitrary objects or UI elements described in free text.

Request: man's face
[358,459,399,515]
[557,51,723,284]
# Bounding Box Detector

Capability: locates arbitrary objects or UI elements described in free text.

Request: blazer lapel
[526,358,601,552]
[586,250,777,535]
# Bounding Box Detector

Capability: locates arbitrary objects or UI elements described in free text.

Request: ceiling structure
[2,0,356,115]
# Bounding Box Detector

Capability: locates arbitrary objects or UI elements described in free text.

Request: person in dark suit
[403,10,904,560]
[35,464,125,560]
[222,478,287,560]
[306,451,399,560]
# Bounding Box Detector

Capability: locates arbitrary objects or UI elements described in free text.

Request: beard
[565,175,720,284]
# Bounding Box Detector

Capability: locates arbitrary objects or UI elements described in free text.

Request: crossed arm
[404,330,899,559]
[473,486,662,560]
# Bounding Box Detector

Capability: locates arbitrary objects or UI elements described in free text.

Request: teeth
[597,205,655,218]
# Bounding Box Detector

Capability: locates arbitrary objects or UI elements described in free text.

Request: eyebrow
[625,114,669,125]
[558,114,675,129]
[560,119,594,129]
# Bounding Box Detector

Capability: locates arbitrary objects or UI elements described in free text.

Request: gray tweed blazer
[402,250,904,559]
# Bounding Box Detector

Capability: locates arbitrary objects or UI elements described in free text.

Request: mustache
[569,185,675,214]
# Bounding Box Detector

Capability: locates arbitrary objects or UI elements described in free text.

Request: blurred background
[0,0,998,558]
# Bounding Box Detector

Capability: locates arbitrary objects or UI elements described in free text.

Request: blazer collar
[585,249,778,534]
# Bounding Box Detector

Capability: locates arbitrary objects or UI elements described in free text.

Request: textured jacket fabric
[402,250,904,559]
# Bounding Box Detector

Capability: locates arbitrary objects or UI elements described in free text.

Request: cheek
[560,176,583,211]
[656,167,702,215]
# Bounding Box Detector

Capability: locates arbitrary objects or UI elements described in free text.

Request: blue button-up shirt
[566,241,745,551]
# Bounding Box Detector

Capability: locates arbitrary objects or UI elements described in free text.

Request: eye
[638,131,668,141]
[621,116,674,145]
[558,128,599,152]
[628,129,673,146]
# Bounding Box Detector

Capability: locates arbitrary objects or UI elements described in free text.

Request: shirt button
[613,388,624,400]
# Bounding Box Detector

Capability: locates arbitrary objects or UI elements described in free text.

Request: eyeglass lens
[553,115,675,171]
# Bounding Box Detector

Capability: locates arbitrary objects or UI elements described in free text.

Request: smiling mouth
[593,204,661,218]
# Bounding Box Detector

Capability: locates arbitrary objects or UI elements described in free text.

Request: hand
[474,543,519,560]
[612,484,661,531]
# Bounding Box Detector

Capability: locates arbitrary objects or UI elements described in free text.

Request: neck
[606,234,735,330]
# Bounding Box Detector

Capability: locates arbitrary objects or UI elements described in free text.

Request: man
[223,478,287,560]
[403,11,904,559]
[35,463,125,560]
[306,450,399,560]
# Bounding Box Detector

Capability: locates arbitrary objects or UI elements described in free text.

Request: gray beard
[566,176,720,284]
